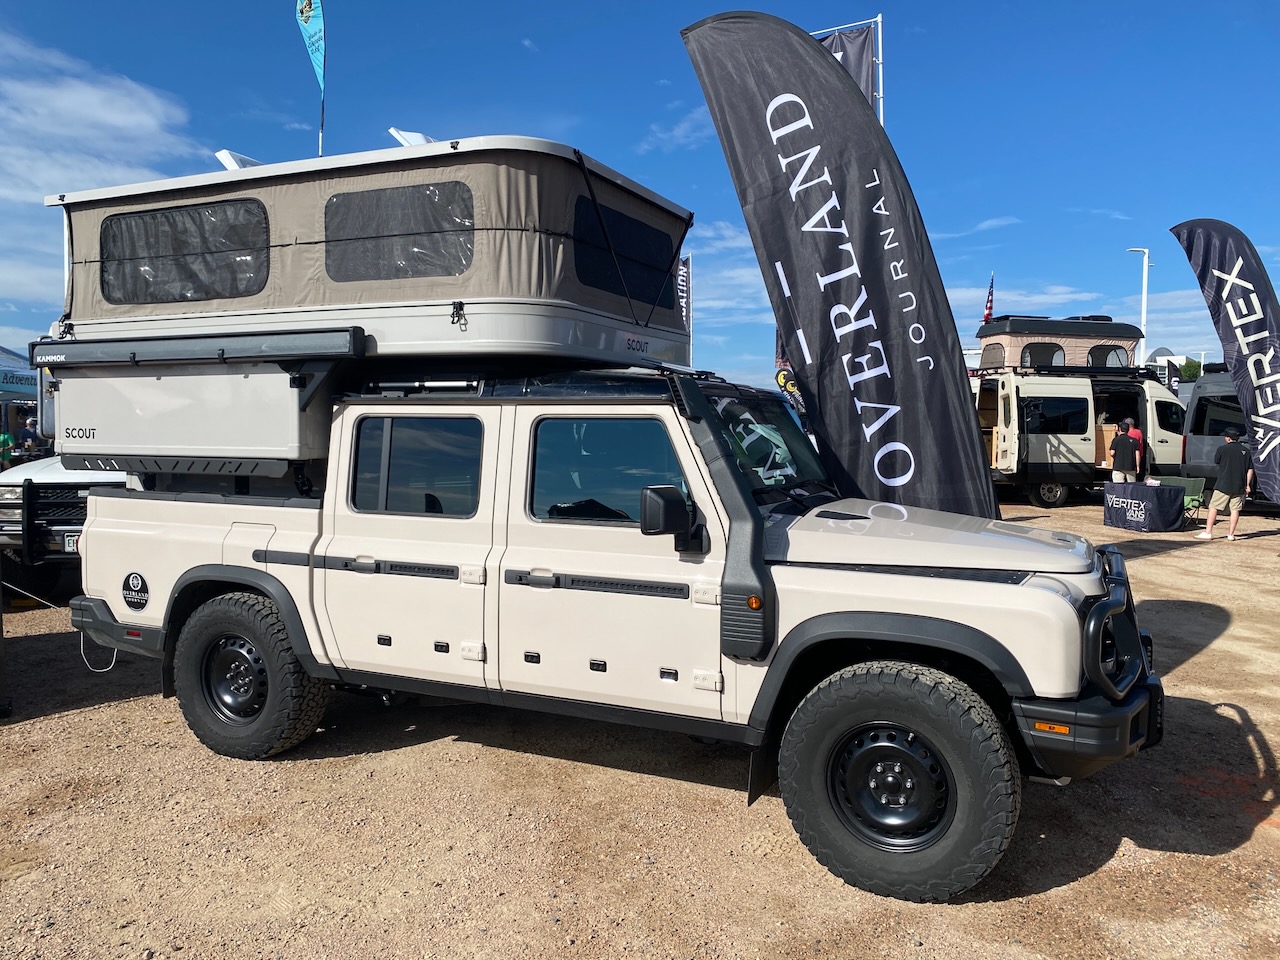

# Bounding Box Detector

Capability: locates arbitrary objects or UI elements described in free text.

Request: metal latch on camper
[460,642,486,662]
[461,567,486,585]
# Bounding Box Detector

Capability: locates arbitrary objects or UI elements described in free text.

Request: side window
[1155,400,1185,434]
[351,416,483,517]
[325,182,475,282]
[101,199,269,304]
[1024,396,1088,434]
[530,418,686,523]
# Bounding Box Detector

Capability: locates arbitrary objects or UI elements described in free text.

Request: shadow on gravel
[291,692,747,792]
[965,595,1277,902]
[969,695,1279,902]
[0,627,155,724]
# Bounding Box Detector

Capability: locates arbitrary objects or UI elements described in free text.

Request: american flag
[982,273,994,323]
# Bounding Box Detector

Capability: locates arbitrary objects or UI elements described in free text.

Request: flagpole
[810,14,885,129]
[875,13,885,127]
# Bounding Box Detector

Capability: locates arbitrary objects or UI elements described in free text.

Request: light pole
[1126,247,1151,366]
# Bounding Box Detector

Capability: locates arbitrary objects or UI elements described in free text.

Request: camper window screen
[573,197,675,308]
[325,183,474,282]
[100,200,269,304]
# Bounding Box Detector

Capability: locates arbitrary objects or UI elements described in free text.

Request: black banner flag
[1171,219,1280,502]
[819,26,876,109]
[683,12,998,518]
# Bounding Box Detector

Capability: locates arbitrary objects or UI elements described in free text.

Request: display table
[1103,482,1185,533]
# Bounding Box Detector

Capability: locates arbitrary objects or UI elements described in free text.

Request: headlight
[0,487,20,502]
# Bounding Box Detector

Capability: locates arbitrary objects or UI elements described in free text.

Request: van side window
[1155,400,1185,434]
[1023,397,1088,434]
[1191,395,1243,436]
[531,418,686,523]
[352,416,483,517]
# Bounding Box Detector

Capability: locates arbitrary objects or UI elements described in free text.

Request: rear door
[1020,378,1093,483]
[316,405,499,687]
[994,374,1020,475]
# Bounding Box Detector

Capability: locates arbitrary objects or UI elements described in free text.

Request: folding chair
[1159,476,1206,528]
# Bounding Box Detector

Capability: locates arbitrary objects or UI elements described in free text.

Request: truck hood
[0,455,125,486]
[763,498,1094,574]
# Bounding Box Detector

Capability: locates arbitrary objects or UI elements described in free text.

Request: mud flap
[746,737,779,804]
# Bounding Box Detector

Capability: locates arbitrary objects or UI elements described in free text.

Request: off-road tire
[1026,481,1069,508]
[173,592,329,759]
[778,660,1021,903]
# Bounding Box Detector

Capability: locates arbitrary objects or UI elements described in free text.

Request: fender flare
[163,564,340,684]
[747,611,1035,731]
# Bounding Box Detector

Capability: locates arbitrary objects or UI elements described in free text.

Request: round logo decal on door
[122,573,150,611]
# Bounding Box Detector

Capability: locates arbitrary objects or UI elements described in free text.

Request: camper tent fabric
[55,143,691,360]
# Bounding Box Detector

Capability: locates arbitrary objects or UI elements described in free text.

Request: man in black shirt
[1196,426,1255,540]
[1108,422,1140,482]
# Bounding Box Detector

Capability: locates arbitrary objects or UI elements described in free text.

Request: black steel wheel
[827,722,956,853]
[779,660,1020,902]
[174,592,329,759]
[200,633,270,725]
[1026,481,1069,508]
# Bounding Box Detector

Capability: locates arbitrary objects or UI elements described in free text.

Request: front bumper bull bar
[1013,544,1164,781]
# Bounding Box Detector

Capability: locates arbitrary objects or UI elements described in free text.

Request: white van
[974,367,1186,507]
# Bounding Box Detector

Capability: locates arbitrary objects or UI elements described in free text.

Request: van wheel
[1026,481,1068,507]
[778,661,1021,903]
[173,592,330,759]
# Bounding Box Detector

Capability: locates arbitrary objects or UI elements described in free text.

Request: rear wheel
[778,661,1021,902]
[1026,481,1069,508]
[173,592,329,759]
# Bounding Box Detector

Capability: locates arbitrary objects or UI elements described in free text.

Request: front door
[497,406,727,720]
[317,407,499,687]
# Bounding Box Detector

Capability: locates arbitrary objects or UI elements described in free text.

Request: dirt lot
[2,495,1278,960]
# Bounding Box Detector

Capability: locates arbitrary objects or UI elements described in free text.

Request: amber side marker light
[1033,721,1071,735]
[746,595,763,611]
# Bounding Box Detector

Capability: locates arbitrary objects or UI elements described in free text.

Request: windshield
[701,387,831,492]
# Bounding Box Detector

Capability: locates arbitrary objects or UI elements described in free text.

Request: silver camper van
[1182,364,1268,500]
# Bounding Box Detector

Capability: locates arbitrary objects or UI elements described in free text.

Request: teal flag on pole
[296,0,326,92]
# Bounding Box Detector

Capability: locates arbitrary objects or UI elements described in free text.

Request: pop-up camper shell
[35,136,692,471]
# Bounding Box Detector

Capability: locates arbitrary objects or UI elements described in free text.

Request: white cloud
[636,105,715,154]
[0,33,203,311]
[1067,207,1132,221]
[521,38,539,53]
[687,219,755,255]
[930,216,1021,241]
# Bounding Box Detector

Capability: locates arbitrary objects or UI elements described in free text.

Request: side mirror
[640,485,689,536]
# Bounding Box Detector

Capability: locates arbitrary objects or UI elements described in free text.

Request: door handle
[1157,438,1169,443]
[527,573,557,588]
[348,557,377,573]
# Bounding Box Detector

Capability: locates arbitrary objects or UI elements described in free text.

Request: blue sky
[1,1,1276,386]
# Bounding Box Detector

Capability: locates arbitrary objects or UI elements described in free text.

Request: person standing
[1196,426,1254,540]
[1108,422,1140,482]
[1122,417,1145,478]
[0,425,12,472]
[17,417,39,448]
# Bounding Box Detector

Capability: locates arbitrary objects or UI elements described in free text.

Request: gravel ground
[2,494,1278,960]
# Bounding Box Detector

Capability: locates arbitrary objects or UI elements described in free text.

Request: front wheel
[173,592,330,759]
[778,661,1021,902]
[1026,481,1069,508]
